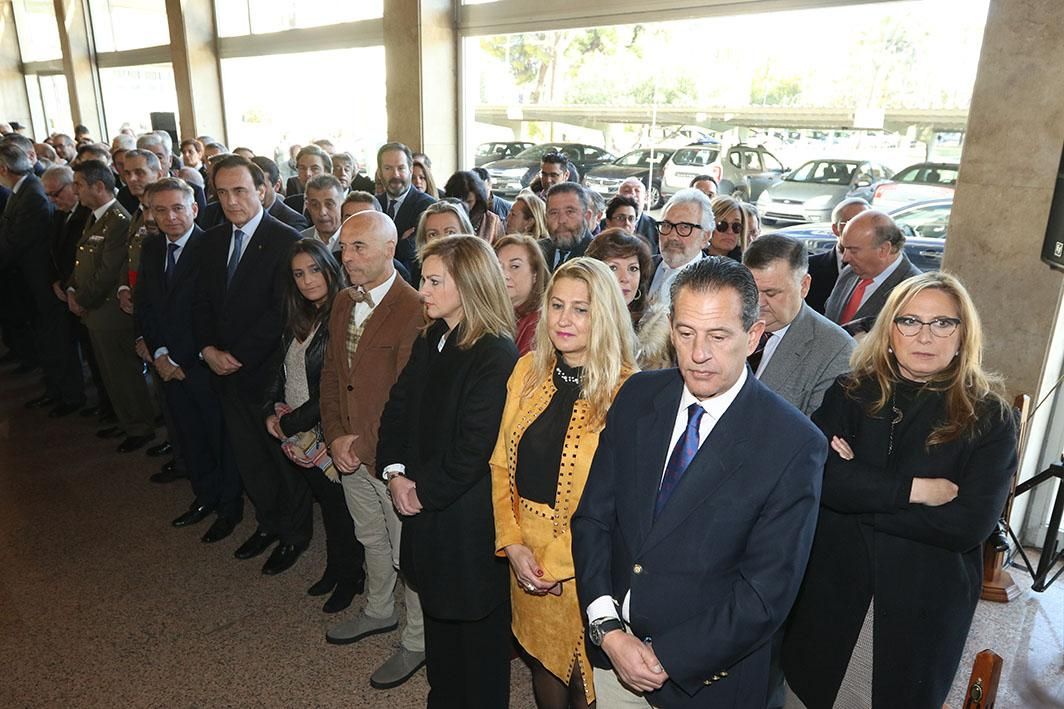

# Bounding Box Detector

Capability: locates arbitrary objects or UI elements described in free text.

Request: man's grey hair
[42,164,74,185]
[663,187,714,232]
[152,130,173,151]
[123,149,163,172]
[831,197,870,224]
[137,133,170,156]
[669,256,761,331]
[305,173,344,196]
[111,134,136,152]
[0,143,33,174]
[866,211,906,252]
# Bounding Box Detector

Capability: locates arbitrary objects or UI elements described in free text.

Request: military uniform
[71,200,156,438]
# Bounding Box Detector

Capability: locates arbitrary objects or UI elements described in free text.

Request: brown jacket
[319,275,424,475]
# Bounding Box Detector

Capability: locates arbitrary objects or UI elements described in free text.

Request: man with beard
[537,181,593,271]
[374,142,435,275]
[646,188,712,305]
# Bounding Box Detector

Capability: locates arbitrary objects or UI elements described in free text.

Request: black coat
[135,226,209,368]
[805,248,839,315]
[783,377,1018,709]
[376,187,436,274]
[537,230,592,272]
[193,211,300,396]
[262,322,329,437]
[377,320,518,620]
[0,175,56,313]
[49,206,91,286]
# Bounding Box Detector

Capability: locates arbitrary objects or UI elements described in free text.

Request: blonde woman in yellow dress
[491,257,637,708]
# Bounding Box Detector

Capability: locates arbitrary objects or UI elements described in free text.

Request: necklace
[554,365,580,386]
[888,391,904,456]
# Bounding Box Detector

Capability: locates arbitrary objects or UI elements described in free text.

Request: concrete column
[53,0,104,138]
[165,0,226,142]
[0,1,30,128]
[944,0,1064,532]
[383,0,457,178]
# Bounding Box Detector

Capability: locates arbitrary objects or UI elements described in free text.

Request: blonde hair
[509,189,549,240]
[845,271,1007,446]
[419,234,515,349]
[524,257,637,427]
[711,195,748,252]
[415,201,475,257]
[412,158,437,198]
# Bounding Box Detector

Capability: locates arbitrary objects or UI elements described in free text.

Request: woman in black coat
[264,239,365,613]
[782,272,1018,709]
[377,235,518,708]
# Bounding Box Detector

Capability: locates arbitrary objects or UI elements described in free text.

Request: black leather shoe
[116,434,155,453]
[261,542,307,576]
[234,530,278,560]
[149,461,188,484]
[201,516,237,544]
[12,362,39,375]
[323,580,362,613]
[146,441,172,457]
[80,405,102,418]
[172,503,214,528]
[307,573,336,597]
[98,411,117,424]
[96,426,124,439]
[25,394,55,409]
[48,402,82,418]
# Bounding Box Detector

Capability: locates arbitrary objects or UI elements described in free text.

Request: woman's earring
[634,288,642,302]
[888,346,894,353]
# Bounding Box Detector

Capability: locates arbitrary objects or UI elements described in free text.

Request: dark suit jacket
[50,205,91,286]
[537,230,592,272]
[285,175,303,197]
[376,187,436,272]
[0,175,55,309]
[377,320,518,620]
[823,253,922,326]
[572,369,826,707]
[284,192,305,215]
[805,248,840,314]
[135,226,208,368]
[193,211,300,396]
[319,277,424,475]
[351,174,376,194]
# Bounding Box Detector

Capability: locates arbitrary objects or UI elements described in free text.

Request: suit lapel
[760,306,813,388]
[641,376,758,553]
[166,228,203,297]
[633,376,685,545]
[347,281,398,375]
[225,222,269,301]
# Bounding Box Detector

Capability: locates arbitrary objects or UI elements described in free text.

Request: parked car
[474,141,535,167]
[483,143,616,197]
[775,198,952,272]
[871,161,958,211]
[756,158,894,225]
[584,147,675,208]
[660,142,786,202]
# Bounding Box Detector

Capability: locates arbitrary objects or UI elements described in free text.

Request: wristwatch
[588,617,625,646]
[381,468,406,482]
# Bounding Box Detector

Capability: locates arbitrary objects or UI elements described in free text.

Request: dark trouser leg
[33,291,84,405]
[219,388,310,543]
[78,322,111,412]
[424,602,511,709]
[302,466,364,583]
[87,326,155,436]
[152,369,185,471]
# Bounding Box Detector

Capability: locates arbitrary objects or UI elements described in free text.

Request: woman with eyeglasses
[782,272,1018,709]
[707,195,746,260]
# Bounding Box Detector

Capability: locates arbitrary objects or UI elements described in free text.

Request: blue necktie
[654,403,706,520]
[164,242,179,286]
[226,229,245,287]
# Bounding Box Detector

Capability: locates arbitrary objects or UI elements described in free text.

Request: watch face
[589,624,603,646]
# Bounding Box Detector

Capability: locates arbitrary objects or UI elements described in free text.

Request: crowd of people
[0,124,1020,709]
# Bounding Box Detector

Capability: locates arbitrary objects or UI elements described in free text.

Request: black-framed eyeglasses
[657,220,702,237]
[892,316,961,338]
[715,220,742,235]
[46,187,68,199]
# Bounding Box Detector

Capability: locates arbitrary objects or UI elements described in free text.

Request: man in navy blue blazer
[572,257,827,707]
[135,178,242,542]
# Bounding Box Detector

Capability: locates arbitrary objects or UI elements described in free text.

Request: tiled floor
[1,363,1060,708]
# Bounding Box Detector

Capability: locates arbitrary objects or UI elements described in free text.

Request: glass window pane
[24,75,47,139]
[214,0,382,37]
[88,0,170,53]
[39,74,73,136]
[11,0,63,62]
[220,46,386,171]
[99,64,179,137]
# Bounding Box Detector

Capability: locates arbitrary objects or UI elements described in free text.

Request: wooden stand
[979,394,1029,603]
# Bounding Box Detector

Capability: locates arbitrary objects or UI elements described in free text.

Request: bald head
[338,210,397,289]
[831,197,870,238]
[839,209,906,279]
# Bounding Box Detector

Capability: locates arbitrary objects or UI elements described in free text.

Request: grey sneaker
[325,610,399,645]
[370,646,426,689]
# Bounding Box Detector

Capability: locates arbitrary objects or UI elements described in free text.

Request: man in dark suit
[0,144,85,415]
[136,178,242,542]
[538,181,593,271]
[572,257,826,707]
[284,145,332,215]
[68,160,157,452]
[618,176,661,255]
[193,155,310,575]
[375,142,436,274]
[744,235,854,416]
[823,210,922,328]
[197,156,309,232]
[805,198,869,314]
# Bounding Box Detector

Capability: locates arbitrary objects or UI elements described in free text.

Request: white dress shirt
[754,323,791,378]
[855,251,904,309]
[587,367,749,625]
[354,269,397,328]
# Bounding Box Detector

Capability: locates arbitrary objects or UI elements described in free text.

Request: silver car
[756,159,893,225]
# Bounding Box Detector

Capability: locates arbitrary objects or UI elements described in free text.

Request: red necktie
[839,278,873,324]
